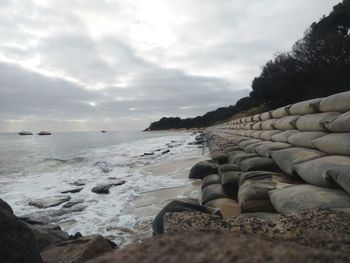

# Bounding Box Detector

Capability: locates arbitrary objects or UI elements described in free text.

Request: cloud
[0,0,341,131]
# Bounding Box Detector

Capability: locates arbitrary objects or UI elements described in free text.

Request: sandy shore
[133,152,209,218]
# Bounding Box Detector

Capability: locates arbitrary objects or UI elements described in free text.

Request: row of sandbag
[197,134,350,215]
[206,133,350,197]
[230,91,350,125]
[225,111,350,133]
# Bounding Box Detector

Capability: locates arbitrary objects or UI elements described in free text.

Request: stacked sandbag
[152,91,350,228]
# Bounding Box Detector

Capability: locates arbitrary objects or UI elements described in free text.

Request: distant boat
[18,131,33,135]
[38,131,52,135]
[101,130,107,133]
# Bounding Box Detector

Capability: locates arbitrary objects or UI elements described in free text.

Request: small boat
[18,131,33,135]
[38,131,52,135]
[101,130,107,133]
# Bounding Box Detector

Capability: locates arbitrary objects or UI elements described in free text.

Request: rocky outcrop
[40,235,114,263]
[29,195,71,208]
[0,199,43,263]
[91,181,126,194]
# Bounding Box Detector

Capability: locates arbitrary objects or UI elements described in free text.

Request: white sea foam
[0,131,203,245]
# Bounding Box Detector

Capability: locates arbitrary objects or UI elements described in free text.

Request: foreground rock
[90,230,347,263]
[0,199,43,263]
[41,235,114,263]
[91,181,126,194]
[29,195,71,208]
[61,188,83,194]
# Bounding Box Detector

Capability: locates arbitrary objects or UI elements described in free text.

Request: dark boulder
[91,181,126,194]
[189,160,217,179]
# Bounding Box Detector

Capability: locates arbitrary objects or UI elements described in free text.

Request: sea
[0,130,203,245]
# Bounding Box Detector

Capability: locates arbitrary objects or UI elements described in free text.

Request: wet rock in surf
[62,199,84,208]
[143,152,154,156]
[91,181,126,194]
[29,195,71,209]
[60,188,83,194]
[162,149,170,154]
[95,161,112,173]
[73,179,88,186]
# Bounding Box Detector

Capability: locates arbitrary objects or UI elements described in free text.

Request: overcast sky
[0,0,340,132]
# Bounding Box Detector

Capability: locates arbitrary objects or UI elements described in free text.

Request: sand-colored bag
[255,142,292,157]
[274,115,300,130]
[271,130,300,143]
[294,155,350,188]
[311,133,350,155]
[323,111,350,132]
[271,147,326,176]
[269,184,350,215]
[240,157,280,172]
[259,130,282,141]
[287,131,328,148]
[260,111,273,121]
[261,119,276,130]
[271,105,291,119]
[295,112,340,131]
[319,91,350,113]
[289,98,321,115]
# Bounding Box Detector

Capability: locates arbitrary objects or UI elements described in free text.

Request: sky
[0,0,341,132]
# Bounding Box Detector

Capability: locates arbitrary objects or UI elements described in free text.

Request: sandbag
[218,164,240,174]
[295,112,340,131]
[259,130,282,141]
[223,144,240,152]
[245,130,257,137]
[201,184,228,204]
[287,131,328,148]
[271,130,300,143]
[255,142,292,157]
[202,174,221,189]
[311,133,350,155]
[244,123,254,130]
[324,111,350,132]
[261,119,276,130]
[238,139,262,150]
[252,122,262,130]
[319,91,350,113]
[189,160,217,179]
[271,147,326,176]
[328,166,350,194]
[294,155,350,188]
[289,98,321,115]
[203,198,240,218]
[223,146,241,155]
[253,114,261,122]
[269,184,350,215]
[260,111,272,121]
[238,173,295,213]
[240,157,281,172]
[271,105,291,119]
[237,130,248,136]
[251,131,264,139]
[273,116,300,130]
[244,141,271,153]
[211,151,228,165]
[221,171,244,199]
[227,151,258,164]
[228,137,250,145]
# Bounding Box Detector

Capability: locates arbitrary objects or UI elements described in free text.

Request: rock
[62,200,84,208]
[95,161,112,173]
[90,230,347,263]
[26,223,70,251]
[91,181,126,194]
[60,188,83,194]
[0,199,43,263]
[70,232,83,240]
[73,179,88,186]
[143,152,154,156]
[29,195,71,209]
[40,235,115,263]
[161,149,170,154]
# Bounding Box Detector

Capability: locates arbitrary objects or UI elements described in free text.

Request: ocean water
[0,130,202,245]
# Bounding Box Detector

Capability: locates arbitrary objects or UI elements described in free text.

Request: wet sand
[133,152,209,218]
